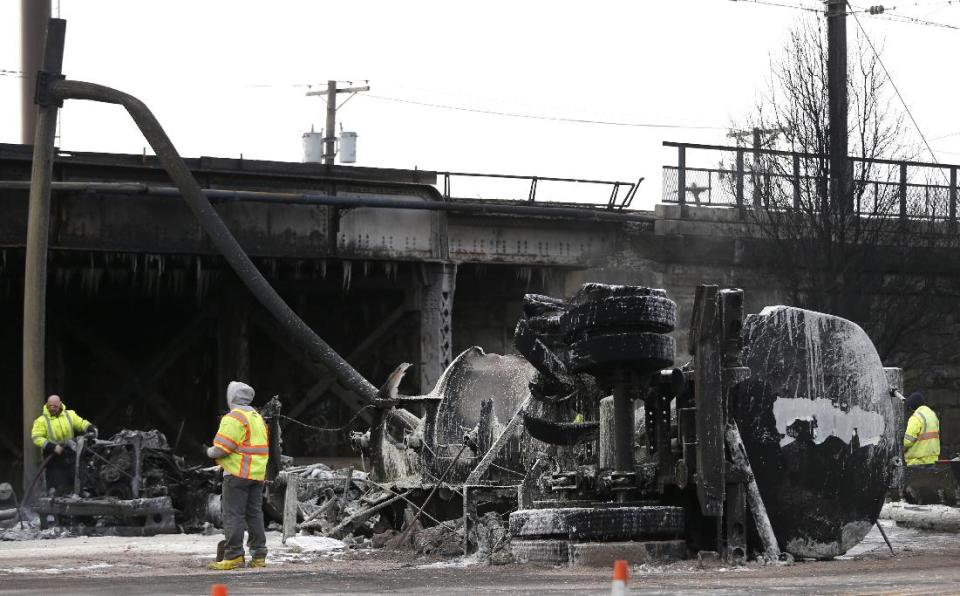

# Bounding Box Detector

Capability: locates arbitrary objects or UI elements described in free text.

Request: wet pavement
[0,522,957,594]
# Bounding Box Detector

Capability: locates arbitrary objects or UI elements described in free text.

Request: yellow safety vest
[211,407,269,481]
[904,405,940,466]
[31,404,91,449]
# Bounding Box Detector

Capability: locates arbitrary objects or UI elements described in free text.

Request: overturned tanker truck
[353,283,902,565]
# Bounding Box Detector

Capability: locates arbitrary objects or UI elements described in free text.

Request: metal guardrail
[438,171,643,210]
[662,141,960,222]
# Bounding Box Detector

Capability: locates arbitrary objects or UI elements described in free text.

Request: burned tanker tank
[352,283,900,565]
[502,284,899,564]
[735,306,898,559]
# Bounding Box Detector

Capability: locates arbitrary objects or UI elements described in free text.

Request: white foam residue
[773,397,886,447]
[285,535,346,553]
[415,557,477,569]
[0,563,113,575]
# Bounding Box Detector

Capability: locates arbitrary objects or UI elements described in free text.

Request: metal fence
[662,142,959,221]
[439,171,643,210]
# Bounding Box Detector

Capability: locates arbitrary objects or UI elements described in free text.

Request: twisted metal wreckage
[13,18,905,565]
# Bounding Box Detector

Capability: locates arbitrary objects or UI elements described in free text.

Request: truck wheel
[563,295,677,337]
[510,506,684,541]
[567,333,675,373]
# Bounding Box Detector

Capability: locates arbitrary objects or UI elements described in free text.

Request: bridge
[1,140,958,483]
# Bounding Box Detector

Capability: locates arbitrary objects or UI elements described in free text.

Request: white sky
[1,0,958,209]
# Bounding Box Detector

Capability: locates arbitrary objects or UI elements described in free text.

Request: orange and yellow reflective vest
[211,407,269,481]
[904,405,940,466]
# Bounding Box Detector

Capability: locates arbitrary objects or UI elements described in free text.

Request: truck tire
[510,506,684,541]
[567,333,675,373]
[563,295,677,337]
[510,539,570,564]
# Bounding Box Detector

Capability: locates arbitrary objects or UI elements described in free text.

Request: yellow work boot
[208,556,244,571]
[248,557,267,568]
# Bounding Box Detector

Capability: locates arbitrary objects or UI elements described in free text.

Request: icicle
[342,260,352,293]
[383,261,397,281]
[195,257,203,304]
[516,267,532,285]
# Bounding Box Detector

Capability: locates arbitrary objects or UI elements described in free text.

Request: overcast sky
[1,0,958,208]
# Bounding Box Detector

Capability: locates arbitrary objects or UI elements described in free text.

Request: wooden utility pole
[23,18,65,496]
[826,0,849,211]
[20,0,51,143]
[305,80,370,165]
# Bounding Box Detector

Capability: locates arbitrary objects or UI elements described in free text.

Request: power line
[731,0,827,14]
[363,93,729,131]
[868,9,959,28]
[733,0,960,27]
[931,130,960,141]
[847,1,947,179]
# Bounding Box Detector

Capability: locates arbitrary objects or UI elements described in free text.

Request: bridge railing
[662,141,959,222]
[438,171,643,210]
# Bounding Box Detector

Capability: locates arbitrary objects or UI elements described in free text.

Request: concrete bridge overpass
[1,142,957,483]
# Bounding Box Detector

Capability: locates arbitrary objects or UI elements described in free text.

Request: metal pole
[950,167,957,232]
[752,128,762,208]
[612,381,634,471]
[46,78,381,403]
[827,0,849,211]
[20,0,51,144]
[677,145,687,217]
[22,18,65,498]
[324,80,336,165]
[735,149,745,211]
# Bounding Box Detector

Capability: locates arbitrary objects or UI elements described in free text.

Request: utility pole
[20,0,51,143]
[306,80,370,165]
[826,0,849,211]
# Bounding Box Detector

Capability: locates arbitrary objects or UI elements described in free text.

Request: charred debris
[5,282,906,567]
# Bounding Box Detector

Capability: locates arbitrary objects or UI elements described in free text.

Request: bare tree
[736,17,960,366]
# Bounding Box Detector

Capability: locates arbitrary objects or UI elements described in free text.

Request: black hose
[48,79,379,404]
[18,453,55,525]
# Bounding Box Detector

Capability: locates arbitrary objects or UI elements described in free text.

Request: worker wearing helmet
[31,394,97,496]
[903,391,940,466]
[205,381,270,570]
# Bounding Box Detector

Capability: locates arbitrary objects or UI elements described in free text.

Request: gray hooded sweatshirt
[206,381,256,466]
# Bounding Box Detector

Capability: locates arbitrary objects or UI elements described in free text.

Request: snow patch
[415,557,477,569]
[0,563,113,575]
[285,535,346,553]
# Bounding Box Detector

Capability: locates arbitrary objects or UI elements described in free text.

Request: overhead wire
[362,93,729,131]
[847,1,949,182]
[734,0,960,27]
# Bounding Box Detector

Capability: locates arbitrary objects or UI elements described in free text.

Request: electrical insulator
[868,5,885,15]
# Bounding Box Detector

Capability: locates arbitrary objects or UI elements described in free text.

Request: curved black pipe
[48,79,380,404]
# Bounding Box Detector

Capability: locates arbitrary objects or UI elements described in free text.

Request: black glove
[42,442,57,457]
[84,425,98,440]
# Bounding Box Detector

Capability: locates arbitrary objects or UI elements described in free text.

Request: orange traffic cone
[211,584,228,596]
[611,559,629,595]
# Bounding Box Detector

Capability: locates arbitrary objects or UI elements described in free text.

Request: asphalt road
[0,523,958,594]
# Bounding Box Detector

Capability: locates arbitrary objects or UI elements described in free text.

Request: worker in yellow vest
[205,381,270,570]
[903,391,940,466]
[31,394,97,496]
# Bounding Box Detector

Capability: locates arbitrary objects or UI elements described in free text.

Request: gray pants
[222,475,267,560]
